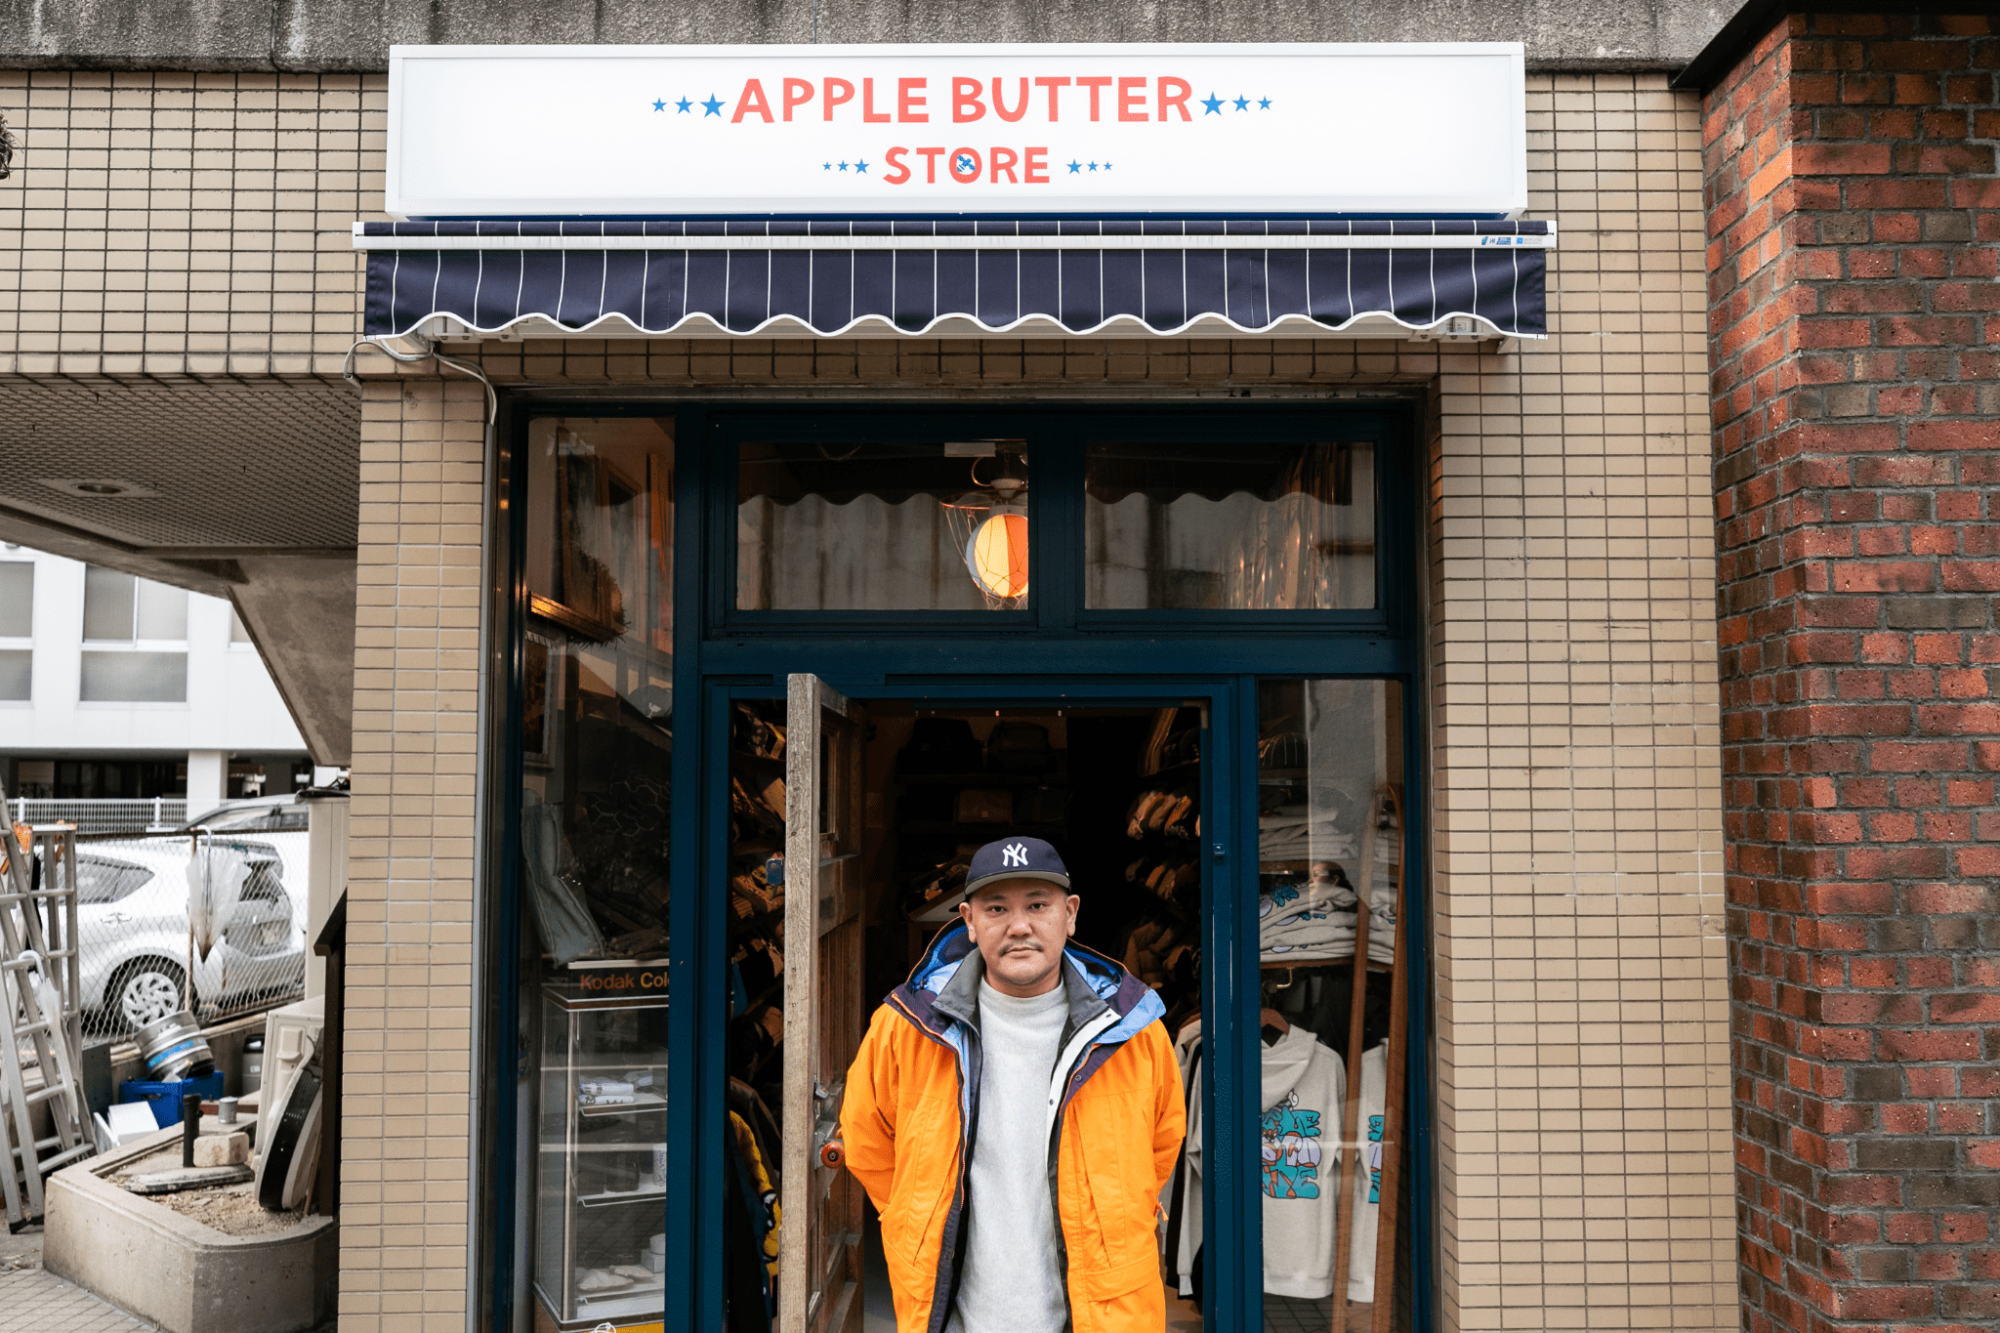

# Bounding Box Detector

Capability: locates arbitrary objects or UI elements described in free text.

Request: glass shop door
[777,674,867,1333]
[721,683,1227,1333]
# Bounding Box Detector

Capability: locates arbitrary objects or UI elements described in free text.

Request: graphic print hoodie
[1175,1026,1386,1302]
[1257,1024,1348,1299]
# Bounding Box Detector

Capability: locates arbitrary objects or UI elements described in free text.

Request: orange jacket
[841,927,1186,1333]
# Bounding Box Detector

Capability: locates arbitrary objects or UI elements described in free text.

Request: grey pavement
[0,1225,157,1333]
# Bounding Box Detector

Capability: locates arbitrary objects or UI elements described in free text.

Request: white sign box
[386,43,1527,217]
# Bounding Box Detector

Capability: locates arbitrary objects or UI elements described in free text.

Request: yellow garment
[728,1110,781,1278]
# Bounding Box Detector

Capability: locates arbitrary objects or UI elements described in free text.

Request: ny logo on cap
[1002,843,1028,868]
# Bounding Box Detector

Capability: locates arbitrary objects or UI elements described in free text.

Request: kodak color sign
[386,44,1526,217]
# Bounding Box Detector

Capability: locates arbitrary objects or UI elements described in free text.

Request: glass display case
[535,976,671,1331]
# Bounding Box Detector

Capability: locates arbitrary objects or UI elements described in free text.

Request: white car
[73,838,307,1033]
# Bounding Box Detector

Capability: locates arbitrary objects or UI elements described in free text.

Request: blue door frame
[484,397,1434,1333]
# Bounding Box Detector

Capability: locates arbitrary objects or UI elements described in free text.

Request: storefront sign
[563,961,670,1006]
[386,44,1526,217]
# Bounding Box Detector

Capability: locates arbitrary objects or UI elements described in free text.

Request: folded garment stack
[1258,866,1398,965]
[1258,803,1358,864]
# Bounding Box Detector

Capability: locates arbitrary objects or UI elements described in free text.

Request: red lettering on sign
[782,78,814,121]
[1158,77,1192,122]
[953,77,985,123]
[883,146,911,185]
[992,77,1029,123]
[899,77,929,122]
[948,147,982,183]
[915,146,947,183]
[990,146,1020,184]
[862,78,891,123]
[824,77,855,120]
[732,79,773,124]
[1117,76,1147,122]
[1024,146,1049,184]
[1077,76,1112,121]
[1034,76,1070,121]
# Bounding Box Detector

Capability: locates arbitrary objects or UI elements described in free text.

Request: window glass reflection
[1086,443,1376,611]
[1252,680,1407,1332]
[737,440,1030,611]
[518,416,676,1331]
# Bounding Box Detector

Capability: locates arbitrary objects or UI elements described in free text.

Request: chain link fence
[63,831,309,1043]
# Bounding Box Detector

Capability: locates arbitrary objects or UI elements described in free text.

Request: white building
[0,545,309,809]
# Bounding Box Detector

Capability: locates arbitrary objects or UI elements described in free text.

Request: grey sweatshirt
[944,978,1070,1333]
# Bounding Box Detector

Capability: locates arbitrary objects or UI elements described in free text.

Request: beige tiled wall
[0,69,380,378]
[2,57,1729,1333]
[1424,74,1731,1332]
[338,376,488,1332]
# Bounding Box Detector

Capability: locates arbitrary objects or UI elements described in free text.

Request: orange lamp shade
[966,510,1029,600]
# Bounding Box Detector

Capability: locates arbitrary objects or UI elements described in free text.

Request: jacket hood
[1261,1022,1324,1108]
[890,922,1165,1046]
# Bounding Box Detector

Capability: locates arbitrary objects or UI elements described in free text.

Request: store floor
[861,1209,893,1333]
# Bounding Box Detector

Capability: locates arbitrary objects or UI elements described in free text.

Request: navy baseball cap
[912,836,1071,923]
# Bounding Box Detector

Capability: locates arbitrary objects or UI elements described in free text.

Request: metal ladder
[0,783,91,1229]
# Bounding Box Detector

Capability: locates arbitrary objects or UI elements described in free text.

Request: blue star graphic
[702,94,723,116]
[1067,159,1082,173]
[1088,161,1098,171]
[675,97,691,113]
[1202,92,1223,115]
[652,98,665,112]
[855,159,869,173]
[838,161,849,171]
[1259,97,1272,110]
[823,162,833,170]
[1104,162,1112,170]
[1234,95,1250,111]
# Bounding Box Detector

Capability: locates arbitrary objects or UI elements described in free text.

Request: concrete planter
[42,1125,336,1333]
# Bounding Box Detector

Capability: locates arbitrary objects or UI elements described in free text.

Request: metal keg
[136,1010,215,1082]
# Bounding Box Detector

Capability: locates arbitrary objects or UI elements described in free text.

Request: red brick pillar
[1705,12,2000,1333]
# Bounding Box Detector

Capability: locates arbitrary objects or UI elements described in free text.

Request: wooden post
[1327,895,1371,1333]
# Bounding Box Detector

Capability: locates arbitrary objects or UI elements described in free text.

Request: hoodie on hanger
[1176,1025,1387,1302]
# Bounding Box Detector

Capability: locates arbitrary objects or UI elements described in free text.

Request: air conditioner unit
[256,995,324,1152]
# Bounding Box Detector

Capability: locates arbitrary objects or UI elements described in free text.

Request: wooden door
[779,675,866,1333]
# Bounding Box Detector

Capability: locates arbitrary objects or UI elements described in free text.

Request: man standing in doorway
[841,836,1186,1333]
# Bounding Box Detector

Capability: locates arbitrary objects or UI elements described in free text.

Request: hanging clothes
[1256,1024,1346,1299]
[729,1110,782,1283]
[723,1115,776,1333]
[1172,1025,1387,1301]
[1346,1044,1388,1304]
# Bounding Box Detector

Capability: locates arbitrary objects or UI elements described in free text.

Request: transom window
[709,406,1403,632]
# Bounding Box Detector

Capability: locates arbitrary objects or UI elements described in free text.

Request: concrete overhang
[1,0,1740,74]
[0,378,359,765]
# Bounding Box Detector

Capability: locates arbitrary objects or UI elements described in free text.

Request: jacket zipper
[1044,1023,1117,1332]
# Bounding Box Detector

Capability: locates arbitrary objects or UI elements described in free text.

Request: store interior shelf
[577,1092,667,1117]
[577,1186,669,1208]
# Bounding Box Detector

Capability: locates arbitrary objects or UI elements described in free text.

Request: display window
[485,404,1428,1333]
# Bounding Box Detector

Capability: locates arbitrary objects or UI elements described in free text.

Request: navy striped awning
[354,218,1552,340]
